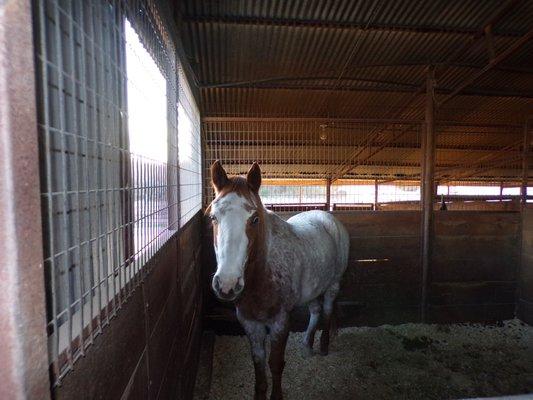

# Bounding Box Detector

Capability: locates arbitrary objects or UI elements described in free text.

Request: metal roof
[179,0,533,181]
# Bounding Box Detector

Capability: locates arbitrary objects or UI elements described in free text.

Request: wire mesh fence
[203,118,423,211]
[203,118,531,212]
[34,0,201,385]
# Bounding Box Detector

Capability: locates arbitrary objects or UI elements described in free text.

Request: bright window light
[503,187,520,195]
[125,20,167,162]
[125,19,169,259]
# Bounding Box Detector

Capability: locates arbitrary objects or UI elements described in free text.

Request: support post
[374,179,378,210]
[522,120,530,207]
[325,177,332,211]
[0,1,51,399]
[421,67,436,322]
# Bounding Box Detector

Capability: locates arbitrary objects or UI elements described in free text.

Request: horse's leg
[320,283,339,356]
[268,312,290,400]
[302,298,321,357]
[240,318,268,400]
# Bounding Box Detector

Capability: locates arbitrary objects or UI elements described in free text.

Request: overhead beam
[183,14,523,39]
[201,79,533,99]
[312,3,528,181]
[439,153,523,183]
[205,141,514,153]
[435,0,522,71]
[202,116,524,129]
[439,28,533,107]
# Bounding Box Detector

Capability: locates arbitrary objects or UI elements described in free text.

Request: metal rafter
[183,14,524,39]
[438,27,533,107]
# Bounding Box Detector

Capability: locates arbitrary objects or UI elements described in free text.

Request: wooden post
[0,1,51,398]
[374,179,378,210]
[522,120,530,207]
[421,67,436,322]
[325,177,332,211]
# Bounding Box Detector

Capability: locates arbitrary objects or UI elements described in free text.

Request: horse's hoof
[301,346,314,358]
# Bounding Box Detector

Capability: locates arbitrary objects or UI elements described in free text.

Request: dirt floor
[206,319,533,400]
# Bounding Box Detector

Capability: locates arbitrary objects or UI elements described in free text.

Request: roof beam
[183,14,523,38]
[200,79,533,99]
[439,28,533,107]
[202,117,523,129]
[325,2,527,179]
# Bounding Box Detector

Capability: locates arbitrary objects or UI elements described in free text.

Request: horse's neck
[237,211,292,320]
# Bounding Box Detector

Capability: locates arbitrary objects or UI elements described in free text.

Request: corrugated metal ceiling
[179,0,533,181]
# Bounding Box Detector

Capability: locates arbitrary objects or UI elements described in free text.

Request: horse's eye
[251,215,259,225]
[210,215,217,224]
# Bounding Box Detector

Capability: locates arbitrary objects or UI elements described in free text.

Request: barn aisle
[205,320,533,400]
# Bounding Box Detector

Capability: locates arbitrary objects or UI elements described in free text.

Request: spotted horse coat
[208,161,350,400]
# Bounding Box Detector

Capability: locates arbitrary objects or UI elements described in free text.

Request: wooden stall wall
[429,212,520,323]
[335,211,422,326]
[203,210,522,332]
[53,212,203,400]
[202,211,422,331]
[518,208,533,325]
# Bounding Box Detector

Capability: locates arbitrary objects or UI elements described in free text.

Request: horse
[207,161,350,400]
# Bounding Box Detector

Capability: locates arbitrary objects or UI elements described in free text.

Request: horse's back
[287,210,349,274]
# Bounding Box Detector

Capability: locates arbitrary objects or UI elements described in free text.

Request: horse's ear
[246,162,261,192]
[211,160,228,193]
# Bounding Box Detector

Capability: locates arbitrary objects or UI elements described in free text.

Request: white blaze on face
[211,192,254,294]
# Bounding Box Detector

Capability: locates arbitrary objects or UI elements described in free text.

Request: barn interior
[1,0,533,399]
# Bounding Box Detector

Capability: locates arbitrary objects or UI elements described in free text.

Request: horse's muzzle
[212,276,243,302]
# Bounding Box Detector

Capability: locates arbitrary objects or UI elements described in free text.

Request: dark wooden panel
[54,288,147,400]
[432,257,518,282]
[53,211,205,400]
[517,299,533,325]
[338,305,421,327]
[156,332,181,400]
[350,236,420,260]
[429,281,516,306]
[433,236,520,260]
[434,211,520,236]
[123,352,149,400]
[338,283,421,306]
[433,211,521,288]
[519,209,533,324]
[334,210,420,237]
[345,259,421,284]
[203,210,522,330]
[428,303,515,324]
[143,238,179,335]
[179,308,203,399]
[520,253,533,302]
[148,284,182,400]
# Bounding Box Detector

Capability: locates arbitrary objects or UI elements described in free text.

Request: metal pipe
[374,179,379,210]
[521,120,530,206]
[325,178,332,211]
[421,67,436,322]
[183,14,522,39]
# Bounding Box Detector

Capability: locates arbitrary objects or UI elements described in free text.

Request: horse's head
[208,161,264,301]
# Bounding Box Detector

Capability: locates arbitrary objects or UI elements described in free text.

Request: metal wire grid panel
[34,0,200,384]
[178,67,202,226]
[202,119,423,210]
